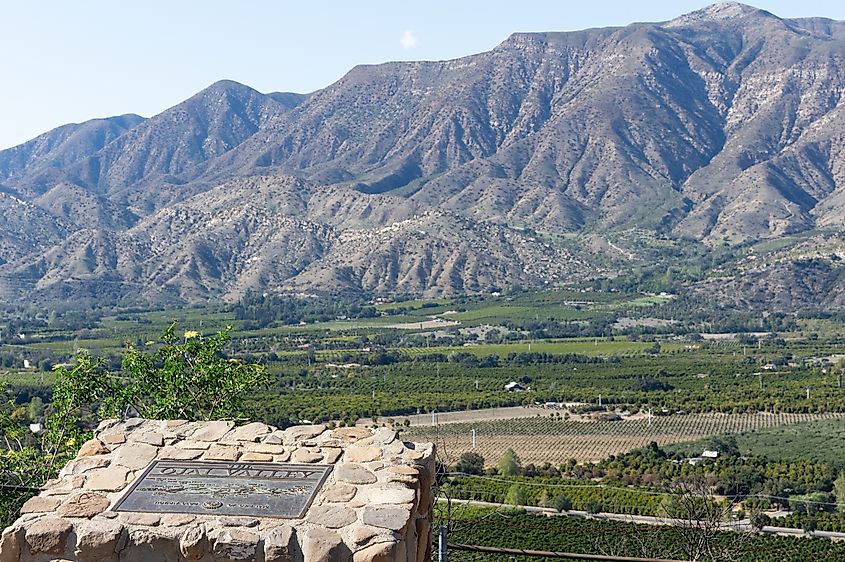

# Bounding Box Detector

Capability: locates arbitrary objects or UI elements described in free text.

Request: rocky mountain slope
[3,2,845,305]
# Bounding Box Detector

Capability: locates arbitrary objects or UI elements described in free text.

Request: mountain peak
[666,2,778,27]
[195,79,260,97]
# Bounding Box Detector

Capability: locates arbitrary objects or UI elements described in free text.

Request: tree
[1,325,267,528]
[585,499,603,514]
[660,477,749,562]
[750,512,771,532]
[455,452,485,475]
[505,483,528,506]
[834,472,845,513]
[53,324,268,421]
[497,448,521,477]
[552,494,572,513]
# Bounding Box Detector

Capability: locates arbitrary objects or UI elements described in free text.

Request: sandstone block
[321,483,357,503]
[190,420,234,441]
[352,540,399,562]
[331,427,372,443]
[240,452,273,462]
[336,464,377,485]
[361,505,411,531]
[25,517,73,555]
[57,491,111,518]
[179,524,208,561]
[415,519,431,562]
[291,449,324,463]
[119,513,161,526]
[20,495,62,514]
[0,526,23,562]
[203,444,241,461]
[306,505,356,529]
[112,442,158,470]
[264,525,300,562]
[120,528,177,562]
[321,447,343,463]
[387,465,420,476]
[75,518,123,562]
[160,514,196,527]
[302,528,349,562]
[62,455,110,475]
[158,445,204,460]
[245,443,287,455]
[385,441,405,456]
[349,526,382,547]
[213,529,258,562]
[365,486,416,505]
[78,438,110,457]
[177,440,212,450]
[220,516,259,528]
[131,431,164,446]
[344,446,382,463]
[86,467,131,491]
[97,418,120,432]
[100,432,126,445]
[223,422,271,443]
[358,428,396,447]
[283,424,326,443]
[123,418,145,430]
[262,431,285,445]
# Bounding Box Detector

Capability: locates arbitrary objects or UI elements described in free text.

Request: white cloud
[400,29,418,49]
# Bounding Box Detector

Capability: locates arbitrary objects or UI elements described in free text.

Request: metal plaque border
[111,460,333,519]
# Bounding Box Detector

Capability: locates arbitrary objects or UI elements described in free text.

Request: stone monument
[0,419,436,562]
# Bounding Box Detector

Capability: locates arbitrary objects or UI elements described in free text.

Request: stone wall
[0,419,435,562]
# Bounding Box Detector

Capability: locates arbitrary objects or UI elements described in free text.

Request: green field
[667,418,845,470]
[445,507,845,562]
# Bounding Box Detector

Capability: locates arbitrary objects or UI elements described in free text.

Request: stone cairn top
[0,419,435,562]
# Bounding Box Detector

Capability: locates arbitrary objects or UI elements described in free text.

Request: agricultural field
[444,507,845,562]
[406,413,845,465]
[667,418,845,470]
[6,287,845,431]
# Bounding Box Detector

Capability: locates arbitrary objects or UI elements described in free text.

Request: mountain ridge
[3,2,845,306]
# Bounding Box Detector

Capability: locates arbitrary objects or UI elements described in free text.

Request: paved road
[444,498,845,540]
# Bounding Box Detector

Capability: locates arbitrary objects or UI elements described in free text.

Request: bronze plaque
[113,460,332,518]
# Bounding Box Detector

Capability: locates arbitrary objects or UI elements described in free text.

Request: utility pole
[807,386,811,400]
[471,428,476,449]
[648,407,652,428]
[759,373,763,390]
[598,394,602,407]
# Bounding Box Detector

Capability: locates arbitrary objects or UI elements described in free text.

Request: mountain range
[3,2,845,307]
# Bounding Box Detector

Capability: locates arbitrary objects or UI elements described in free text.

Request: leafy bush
[455,452,485,475]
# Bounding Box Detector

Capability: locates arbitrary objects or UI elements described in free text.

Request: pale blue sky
[1,1,844,149]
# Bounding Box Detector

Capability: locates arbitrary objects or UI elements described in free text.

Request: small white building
[504,381,525,392]
[701,450,720,459]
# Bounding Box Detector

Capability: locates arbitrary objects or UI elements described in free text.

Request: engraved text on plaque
[113,460,332,518]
